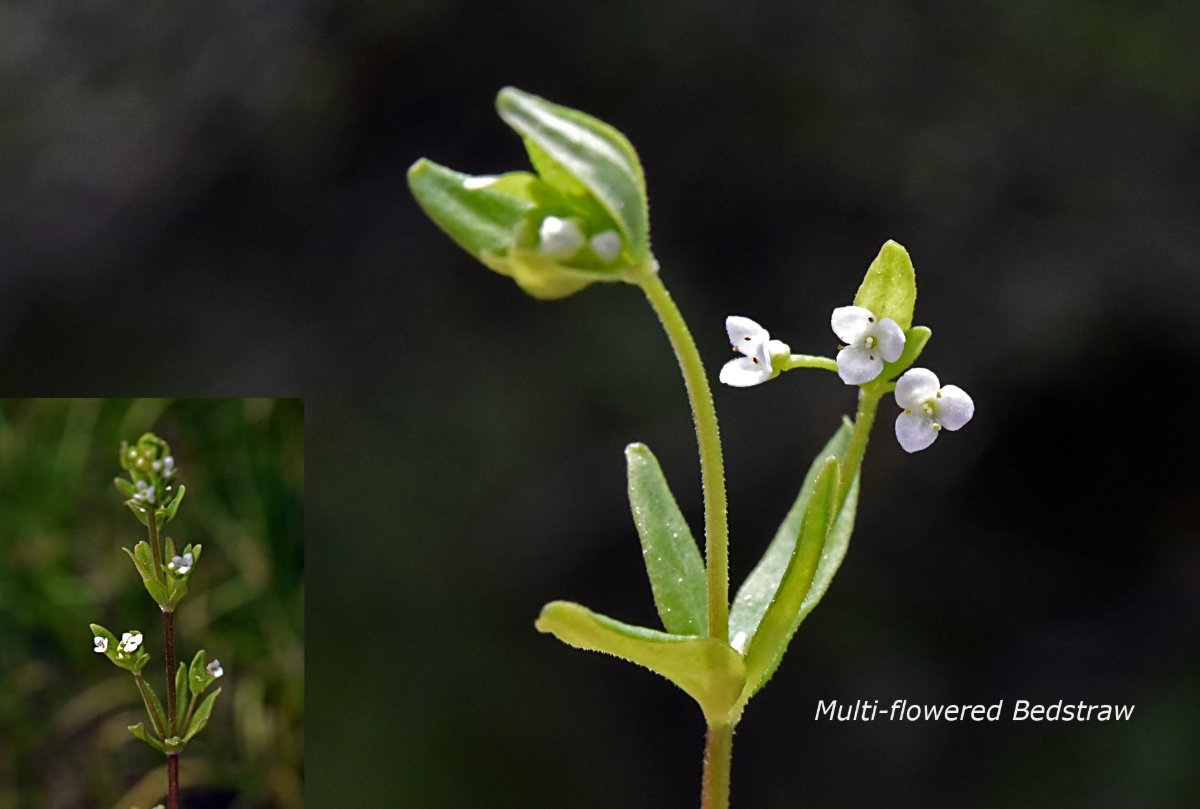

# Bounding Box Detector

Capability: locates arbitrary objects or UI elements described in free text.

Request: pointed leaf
[535,601,744,725]
[625,443,707,635]
[124,543,168,606]
[175,663,189,731]
[794,472,860,630]
[741,458,840,699]
[184,688,221,742]
[128,722,167,753]
[408,159,540,259]
[113,477,136,498]
[497,87,649,260]
[157,483,185,525]
[730,421,852,648]
[853,240,917,331]
[138,678,169,740]
[188,649,209,697]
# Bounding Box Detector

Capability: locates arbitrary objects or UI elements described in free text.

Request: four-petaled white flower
[719,316,790,387]
[831,306,906,385]
[93,636,108,654]
[133,479,156,504]
[119,631,143,655]
[168,552,194,577]
[894,368,974,453]
[206,659,224,679]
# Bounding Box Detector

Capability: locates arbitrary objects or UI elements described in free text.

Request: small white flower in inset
[93,636,108,654]
[120,631,144,654]
[589,230,621,262]
[831,305,906,385]
[162,456,175,476]
[133,479,156,504]
[206,659,224,679]
[167,552,194,576]
[894,368,974,453]
[719,316,790,387]
[537,216,585,258]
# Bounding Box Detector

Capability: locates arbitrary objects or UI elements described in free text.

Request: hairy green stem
[780,353,838,373]
[839,387,883,506]
[700,723,733,809]
[635,266,735,809]
[635,268,729,640]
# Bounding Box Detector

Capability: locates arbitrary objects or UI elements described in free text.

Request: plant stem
[167,754,179,809]
[839,387,883,507]
[163,611,177,732]
[700,723,733,809]
[636,268,729,640]
[780,353,838,373]
[149,512,180,809]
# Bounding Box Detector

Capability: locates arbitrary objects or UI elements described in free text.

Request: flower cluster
[92,629,144,657]
[719,310,973,453]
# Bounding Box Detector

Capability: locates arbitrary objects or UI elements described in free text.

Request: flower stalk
[636,265,730,642]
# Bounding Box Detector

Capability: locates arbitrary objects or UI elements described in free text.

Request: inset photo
[0,398,303,809]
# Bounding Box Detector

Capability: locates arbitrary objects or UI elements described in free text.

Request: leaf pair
[408,87,652,299]
[537,422,861,725]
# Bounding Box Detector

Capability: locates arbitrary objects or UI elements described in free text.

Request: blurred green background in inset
[0,399,303,809]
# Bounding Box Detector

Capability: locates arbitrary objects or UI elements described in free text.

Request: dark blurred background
[0,399,303,808]
[2,1,1198,807]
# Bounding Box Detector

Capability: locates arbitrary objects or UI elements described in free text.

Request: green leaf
[138,678,169,741]
[128,722,167,754]
[625,443,707,635]
[407,159,539,263]
[157,483,185,525]
[408,159,618,299]
[535,601,744,725]
[126,500,151,527]
[184,687,221,742]
[852,240,917,331]
[740,458,840,700]
[174,663,189,731]
[123,543,168,606]
[729,421,852,648]
[113,477,135,499]
[496,87,649,261]
[188,649,209,697]
[794,472,859,635]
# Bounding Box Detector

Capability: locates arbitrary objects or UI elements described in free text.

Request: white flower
[206,659,224,679]
[719,316,790,387]
[537,216,585,258]
[162,456,175,476]
[120,631,144,654]
[589,230,622,262]
[831,305,906,385]
[894,368,974,453]
[167,552,194,577]
[133,479,156,504]
[93,636,108,654]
